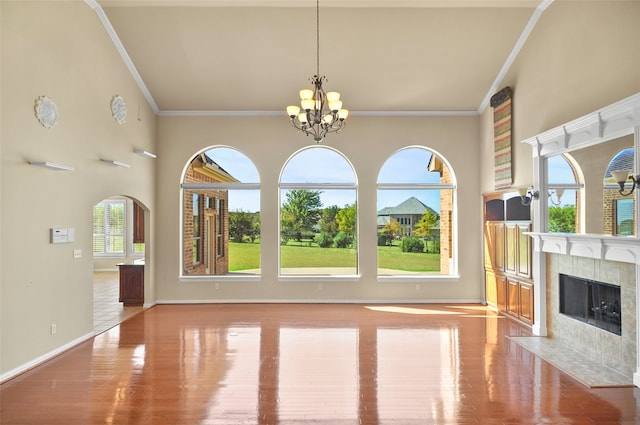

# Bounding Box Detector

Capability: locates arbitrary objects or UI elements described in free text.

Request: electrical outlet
[50,324,57,334]
[318,283,323,290]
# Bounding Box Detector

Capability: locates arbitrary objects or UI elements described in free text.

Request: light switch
[73,249,82,259]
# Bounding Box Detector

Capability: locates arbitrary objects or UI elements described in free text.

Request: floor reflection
[1,304,639,425]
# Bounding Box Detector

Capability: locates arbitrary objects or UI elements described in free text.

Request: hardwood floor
[2,304,639,424]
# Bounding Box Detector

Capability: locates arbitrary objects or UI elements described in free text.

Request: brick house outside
[376,153,453,274]
[183,153,239,275]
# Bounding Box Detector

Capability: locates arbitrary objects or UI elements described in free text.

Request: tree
[250,214,261,243]
[319,205,340,237]
[380,218,401,246]
[414,210,438,239]
[229,210,258,242]
[548,205,576,233]
[281,189,323,242]
[336,203,357,235]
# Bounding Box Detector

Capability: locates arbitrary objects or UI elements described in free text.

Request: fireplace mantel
[526,232,640,265]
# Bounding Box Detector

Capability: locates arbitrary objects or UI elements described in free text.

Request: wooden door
[517,223,531,278]
[519,281,534,324]
[505,223,517,274]
[494,223,505,271]
[485,270,498,308]
[506,278,520,318]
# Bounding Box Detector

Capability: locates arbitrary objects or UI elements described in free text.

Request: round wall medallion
[111,95,127,124]
[34,96,58,128]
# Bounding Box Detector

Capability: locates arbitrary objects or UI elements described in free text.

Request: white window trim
[93,198,126,257]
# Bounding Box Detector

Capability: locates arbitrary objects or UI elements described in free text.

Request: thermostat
[50,228,74,244]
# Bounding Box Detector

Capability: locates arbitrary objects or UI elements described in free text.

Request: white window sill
[180,274,262,283]
[278,275,361,282]
[377,275,460,283]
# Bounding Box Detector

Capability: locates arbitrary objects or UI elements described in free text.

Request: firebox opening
[559,274,621,336]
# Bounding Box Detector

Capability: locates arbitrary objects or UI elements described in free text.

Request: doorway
[92,196,147,334]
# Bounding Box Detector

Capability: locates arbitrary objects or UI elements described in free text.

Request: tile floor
[93,271,144,334]
[509,335,633,387]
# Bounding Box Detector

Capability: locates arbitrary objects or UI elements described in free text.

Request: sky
[547,155,578,207]
[205,146,447,214]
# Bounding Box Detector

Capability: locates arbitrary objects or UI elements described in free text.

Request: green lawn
[228,241,261,271]
[376,245,440,271]
[229,241,440,272]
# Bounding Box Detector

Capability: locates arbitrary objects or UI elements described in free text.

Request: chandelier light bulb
[301,98,315,111]
[299,89,314,100]
[328,100,342,112]
[287,105,301,117]
[338,109,349,120]
[326,92,340,102]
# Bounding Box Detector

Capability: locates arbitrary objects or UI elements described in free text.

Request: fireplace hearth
[559,274,621,336]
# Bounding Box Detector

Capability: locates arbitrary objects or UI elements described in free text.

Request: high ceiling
[93,0,549,115]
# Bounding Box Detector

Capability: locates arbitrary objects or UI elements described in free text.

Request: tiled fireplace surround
[546,253,637,379]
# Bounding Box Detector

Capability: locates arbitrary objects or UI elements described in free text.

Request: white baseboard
[155,298,484,304]
[1,332,95,384]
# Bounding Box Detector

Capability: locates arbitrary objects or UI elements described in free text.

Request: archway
[92,196,149,334]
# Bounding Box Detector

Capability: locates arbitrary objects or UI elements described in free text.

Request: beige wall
[156,114,482,302]
[1,1,157,376]
[2,0,640,380]
[480,1,640,194]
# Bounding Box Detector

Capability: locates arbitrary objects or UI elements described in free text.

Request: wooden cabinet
[496,272,507,312]
[484,194,534,326]
[485,270,498,308]
[506,278,520,318]
[133,202,144,244]
[485,270,507,311]
[516,223,531,278]
[519,281,534,324]
[117,263,144,306]
[505,278,534,325]
[484,222,505,271]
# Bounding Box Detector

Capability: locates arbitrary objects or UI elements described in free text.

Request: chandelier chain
[316,0,320,77]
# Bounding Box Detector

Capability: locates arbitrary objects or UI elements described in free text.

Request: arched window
[279,146,357,277]
[547,154,582,233]
[604,148,635,235]
[377,147,456,277]
[181,146,260,277]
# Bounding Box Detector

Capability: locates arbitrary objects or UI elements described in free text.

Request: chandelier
[286,0,349,143]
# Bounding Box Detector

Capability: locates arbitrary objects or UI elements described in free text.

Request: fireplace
[559,274,622,336]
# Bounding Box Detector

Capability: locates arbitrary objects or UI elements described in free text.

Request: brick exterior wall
[439,165,453,274]
[183,162,230,275]
[603,188,636,235]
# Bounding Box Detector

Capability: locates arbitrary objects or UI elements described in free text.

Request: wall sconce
[610,170,640,196]
[134,149,157,159]
[29,161,74,171]
[518,187,539,206]
[100,159,131,168]
[548,188,565,206]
